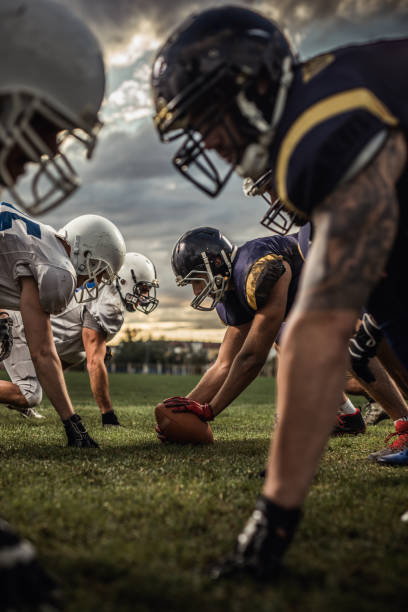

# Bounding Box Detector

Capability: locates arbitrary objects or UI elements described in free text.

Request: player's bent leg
[0,380,29,408]
[6,379,44,419]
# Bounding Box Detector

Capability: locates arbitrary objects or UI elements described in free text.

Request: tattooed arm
[297,130,405,313]
[263,130,407,507]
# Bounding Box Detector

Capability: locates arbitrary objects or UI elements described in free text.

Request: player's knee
[20,381,43,407]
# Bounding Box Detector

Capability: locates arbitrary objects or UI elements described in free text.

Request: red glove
[163,396,214,422]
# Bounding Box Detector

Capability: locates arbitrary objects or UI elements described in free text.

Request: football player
[160,227,408,443]
[152,6,408,578]
[3,253,159,427]
[158,225,368,437]
[0,208,125,445]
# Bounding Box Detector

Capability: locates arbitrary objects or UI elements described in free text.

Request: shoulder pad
[276,90,398,216]
[37,266,76,314]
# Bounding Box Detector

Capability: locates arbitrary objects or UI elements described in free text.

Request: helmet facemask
[172,105,241,197]
[176,248,236,311]
[117,270,159,315]
[244,171,305,235]
[74,254,114,304]
[0,93,101,215]
[153,20,295,197]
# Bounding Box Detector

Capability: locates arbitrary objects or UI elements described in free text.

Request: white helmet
[116,252,159,314]
[0,0,105,215]
[57,215,126,303]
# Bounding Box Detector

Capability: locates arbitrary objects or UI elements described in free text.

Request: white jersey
[3,283,125,405]
[51,283,124,359]
[0,201,76,314]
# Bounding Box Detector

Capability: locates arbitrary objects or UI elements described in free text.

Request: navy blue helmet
[171,227,237,310]
[152,5,297,196]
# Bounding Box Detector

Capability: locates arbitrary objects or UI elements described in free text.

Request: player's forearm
[87,361,112,413]
[31,350,74,420]
[210,351,267,416]
[264,310,354,507]
[187,362,231,404]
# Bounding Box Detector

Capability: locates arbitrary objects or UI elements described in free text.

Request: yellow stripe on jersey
[276,88,399,213]
[245,254,284,311]
[297,242,306,261]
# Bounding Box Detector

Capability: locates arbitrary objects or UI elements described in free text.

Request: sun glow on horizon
[110,321,225,345]
[108,32,160,67]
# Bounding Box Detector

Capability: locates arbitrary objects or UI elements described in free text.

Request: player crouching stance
[156,225,366,437]
[3,253,159,427]
[0,207,125,446]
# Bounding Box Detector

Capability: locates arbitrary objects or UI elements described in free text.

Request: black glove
[0,518,61,610]
[0,311,13,361]
[102,409,120,426]
[211,496,301,581]
[63,414,99,448]
[349,313,383,383]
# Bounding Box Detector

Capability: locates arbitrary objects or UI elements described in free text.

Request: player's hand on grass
[63,414,99,448]
[0,518,61,610]
[102,409,121,426]
[163,396,214,421]
[211,496,301,581]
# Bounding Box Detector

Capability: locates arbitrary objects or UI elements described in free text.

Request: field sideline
[1,372,407,612]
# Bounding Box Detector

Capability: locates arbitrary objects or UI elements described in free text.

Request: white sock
[338,398,358,415]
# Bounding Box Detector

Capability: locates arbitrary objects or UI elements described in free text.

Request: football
[155,403,214,444]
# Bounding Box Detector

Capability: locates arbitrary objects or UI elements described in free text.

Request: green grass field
[1,372,408,612]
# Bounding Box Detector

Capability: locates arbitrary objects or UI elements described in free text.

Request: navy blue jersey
[269,38,408,218]
[266,38,408,368]
[216,232,306,326]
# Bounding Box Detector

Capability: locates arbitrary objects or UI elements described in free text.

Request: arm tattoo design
[298,130,406,312]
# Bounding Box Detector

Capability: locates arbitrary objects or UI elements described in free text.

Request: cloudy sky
[27,0,408,342]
